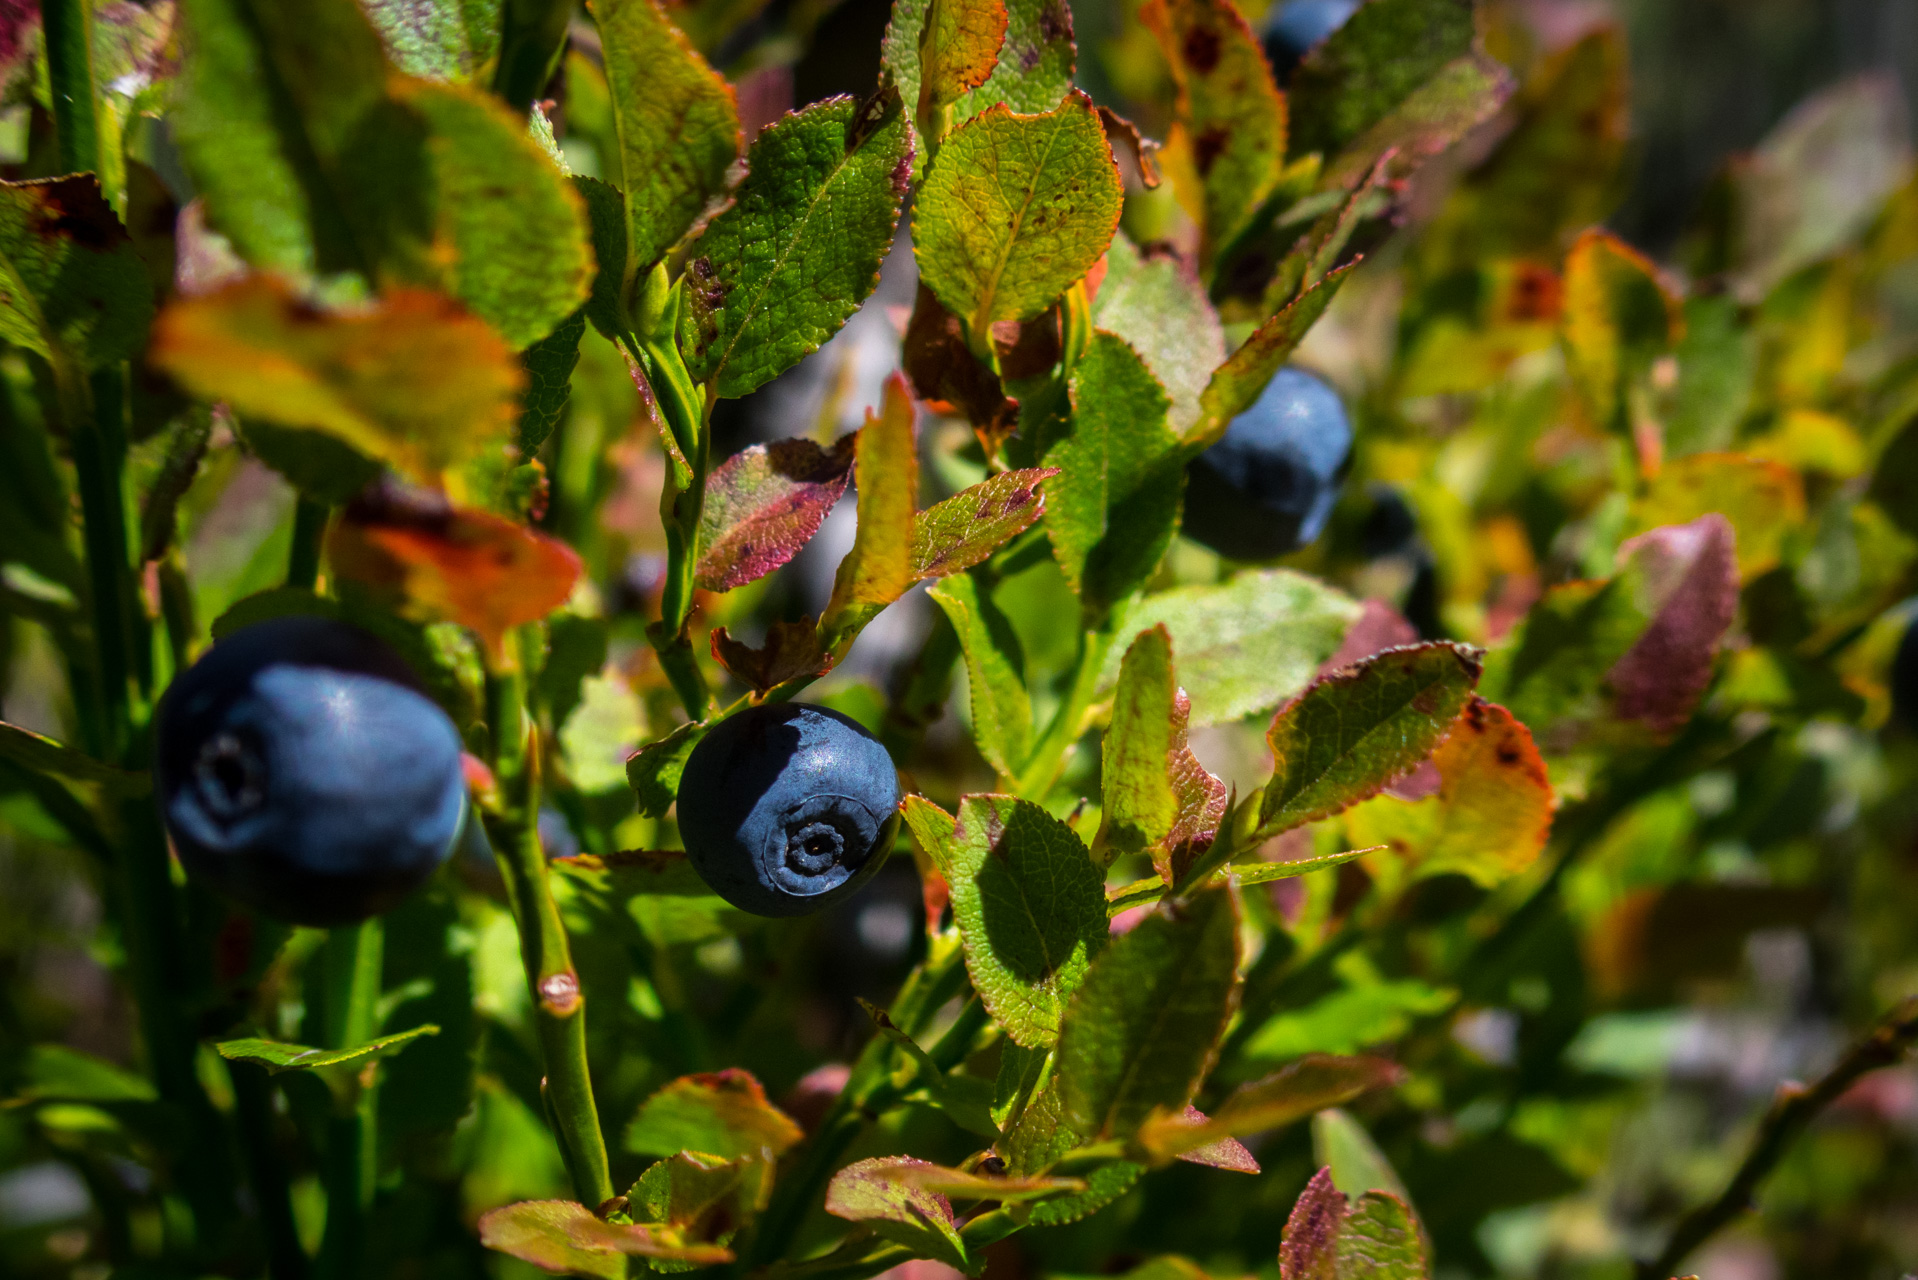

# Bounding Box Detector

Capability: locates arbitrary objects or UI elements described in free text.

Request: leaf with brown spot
[1345,698,1554,887]
[918,0,1009,115]
[0,175,154,371]
[325,491,580,663]
[910,467,1057,580]
[1141,0,1287,260]
[696,436,856,591]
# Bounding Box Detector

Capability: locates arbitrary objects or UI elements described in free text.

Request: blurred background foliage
[4,1,1918,1279]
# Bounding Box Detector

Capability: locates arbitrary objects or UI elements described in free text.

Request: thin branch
[1640,997,1918,1280]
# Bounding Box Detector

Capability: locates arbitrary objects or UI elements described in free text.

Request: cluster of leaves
[1,0,1917,1279]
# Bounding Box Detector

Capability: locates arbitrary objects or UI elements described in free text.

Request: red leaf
[696,435,856,591]
[1607,513,1738,733]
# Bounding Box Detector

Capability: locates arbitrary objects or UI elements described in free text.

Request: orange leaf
[327,489,580,663]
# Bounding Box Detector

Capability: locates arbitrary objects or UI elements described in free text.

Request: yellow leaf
[1628,451,1806,578]
[1345,699,1555,887]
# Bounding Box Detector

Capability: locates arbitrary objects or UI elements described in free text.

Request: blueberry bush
[3,1,1918,1278]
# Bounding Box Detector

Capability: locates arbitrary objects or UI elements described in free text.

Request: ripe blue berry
[155,616,467,926]
[1183,367,1352,560]
[676,703,901,918]
[1263,0,1359,77]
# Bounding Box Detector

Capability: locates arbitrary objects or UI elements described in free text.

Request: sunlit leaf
[1344,698,1554,886]
[884,0,1077,168]
[821,374,919,652]
[151,277,523,485]
[1137,1054,1402,1159]
[1192,261,1356,447]
[362,0,500,80]
[680,90,910,398]
[215,1024,438,1074]
[696,436,856,591]
[1109,570,1362,726]
[1286,0,1476,163]
[1258,643,1484,838]
[0,175,153,371]
[625,721,706,818]
[917,0,1009,114]
[1098,626,1225,885]
[903,795,1108,1048]
[825,1156,969,1271]
[477,1200,732,1275]
[915,90,1122,335]
[927,573,1033,777]
[1044,331,1185,615]
[1317,52,1513,190]
[1141,0,1287,258]
[624,1069,803,1160]
[593,0,741,284]
[911,467,1057,580]
[1091,233,1226,436]
[1056,887,1240,1139]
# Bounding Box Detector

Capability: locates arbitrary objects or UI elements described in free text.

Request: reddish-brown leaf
[695,435,856,592]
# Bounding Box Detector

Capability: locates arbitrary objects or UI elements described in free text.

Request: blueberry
[1895,619,1918,729]
[675,703,902,918]
[1182,366,1352,560]
[1263,0,1359,79]
[155,616,467,927]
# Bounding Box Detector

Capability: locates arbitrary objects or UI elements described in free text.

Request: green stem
[747,934,968,1266]
[1015,614,1124,800]
[42,0,99,175]
[627,321,712,721]
[316,919,382,1280]
[232,1066,311,1280]
[287,498,329,591]
[485,650,615,1209]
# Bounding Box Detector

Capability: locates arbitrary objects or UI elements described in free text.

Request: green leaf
[1109,570,1362,727]
[1285,0,1476,163]
[884,0,1077,170]
[172,0,382,276]
[625,721,708,818]
[215,1024,439,1074]
[17,1044,159,1103]
[1104,846,1372,915]
[1336,1191,1429,1279]
[517,308,585,454]
[1137,1054,1403,1159]
[1099,626,1181,865]
[927,573,1033,777]
[477,1199,733,1274]
[623,1068,804,1160]
[1141,0,1288,257]
[1056,886,1240,1139]
[151,276,525,486]
[628,1150,763,1237]
[0,721,148,794]
[914,89,1122,336]
[1317,51,1513,191]
[902,795,1108,1048]
[679,90,911,398]
[0,176,154,371]
[911,467,1058,581]
[1044,331,1184,615]
[1314,1108,1412,1202]
[821,374,919,653]
[1091,233,1226,436]
[594,0,741,281]
[174,0,590,346]
[1191,261,1355,447]
[824,1156,970,1271]
[1258,642,1483,838]
[362,0,502,80]
[574,174,632,338]
[374,78,593,348]
[697,435,856,592]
